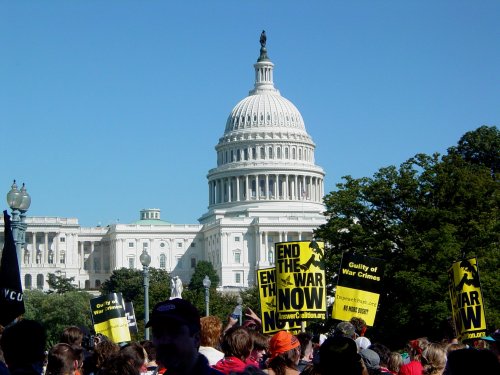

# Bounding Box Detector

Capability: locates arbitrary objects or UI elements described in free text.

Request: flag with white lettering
[0,210,25,326]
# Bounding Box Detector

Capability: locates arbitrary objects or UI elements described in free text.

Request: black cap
[145,298,200,330]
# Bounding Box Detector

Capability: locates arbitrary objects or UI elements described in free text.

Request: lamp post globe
[6,180,30,270]
[140,248,151,339]
[203,275,211,316]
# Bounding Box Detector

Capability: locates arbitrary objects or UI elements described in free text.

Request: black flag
[0,210,25,326]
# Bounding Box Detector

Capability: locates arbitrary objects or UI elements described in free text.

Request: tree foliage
[24,289,93,348]
[315,126,499,348]
[47,271,78,294]
[188,260,220,292]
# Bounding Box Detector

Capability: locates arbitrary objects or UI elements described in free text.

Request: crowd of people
[0,299,498,375]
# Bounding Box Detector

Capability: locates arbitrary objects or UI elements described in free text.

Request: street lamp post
[203,275,211,317]
[140,248,151,340]
[6,180,31,270]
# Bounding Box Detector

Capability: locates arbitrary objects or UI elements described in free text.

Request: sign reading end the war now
[332,253,385,326]
[448,258,486,341]
[275,241,326,321]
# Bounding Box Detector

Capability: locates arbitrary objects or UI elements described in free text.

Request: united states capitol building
[1,36,327,292]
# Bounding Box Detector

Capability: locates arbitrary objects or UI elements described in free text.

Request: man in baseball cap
[146,298,223,375]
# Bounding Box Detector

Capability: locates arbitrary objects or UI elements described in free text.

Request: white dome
[224,92,306,134]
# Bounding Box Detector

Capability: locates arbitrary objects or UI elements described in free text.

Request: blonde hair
[421,343,447,375]
[387,352,403,374]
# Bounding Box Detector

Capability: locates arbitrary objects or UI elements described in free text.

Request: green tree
[47,271,78,294]
[315,126,499,348]
[188,260,220,292]
[24,289,93,348]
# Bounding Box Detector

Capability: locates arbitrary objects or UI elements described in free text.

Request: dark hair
[120,342,145,370]
[249,330,269,351]
[93,340,120,369]
[296,332,313,359]
[444,348,500,375]
[46,343,83,375]
[140,340,156,362]
[267,347,300,375]
[60,327,84,347]
[319,336,365,375]
[0,319,46,368]
[221,326,253,361]
[368,343,391,367]
[99,354,140,375]
[349,317,367,336]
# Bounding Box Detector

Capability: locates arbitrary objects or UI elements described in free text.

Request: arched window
[260,147,265,159]
[277,147,281,159]
[160,254,166,269]
[25,274,32,289]
[299,148,302,160]
[252,148,256,159]
[269,147,273,159]
[285,148,289,159]
[292,148,296,159]
[37,274,44,290]
[244,149,249,160]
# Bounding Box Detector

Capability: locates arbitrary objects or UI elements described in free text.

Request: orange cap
[269,331,300,359]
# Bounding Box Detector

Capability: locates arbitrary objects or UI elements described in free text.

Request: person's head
[444,342,466,355]
[359,349,380,375]
[444,348,500,375]
[146,298,201,373]
[200,316,223,349]
[46,343,83,375]
[59,327,84,348]
[318,336,366,375]
[368,343,391,367]
[221,326,253,361]
[267,331,301,373]
[387,352,403,374]
[99,354,139,375]
[350,317,368,337]
[248,330,269,363]
[407,337,430,361]
[140,340,156,364]
[421,343,447,375]
[0,319,46,370]
[120,342,146,372]
[334,321,357,340]
[92,340,120,370]
[296,332,314,362]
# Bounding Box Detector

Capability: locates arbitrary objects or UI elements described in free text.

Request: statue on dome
[260,30,267,48]
[170,275,183,299]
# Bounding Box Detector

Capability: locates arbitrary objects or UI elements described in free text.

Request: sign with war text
[332,253,385,326]
[257,267,302,334]
[275,241,327,321]
[448,258,486,340]
[90,293,131,343]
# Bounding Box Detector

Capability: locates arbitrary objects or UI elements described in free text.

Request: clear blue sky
[1,1,499,227]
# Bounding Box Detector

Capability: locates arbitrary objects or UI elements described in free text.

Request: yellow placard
[94,316,131,343]
[448,258,487,340]
[331,286,379,326]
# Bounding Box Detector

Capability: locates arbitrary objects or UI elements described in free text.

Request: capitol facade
[1,36,327,292]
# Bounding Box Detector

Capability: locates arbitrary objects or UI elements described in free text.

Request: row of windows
[230,112,298,128]
[217,145,312,166]
[127,254,197,269]
[23,249,65,265]
[127,241,196,248]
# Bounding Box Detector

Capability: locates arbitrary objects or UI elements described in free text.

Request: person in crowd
[146,298,223,375]
[213,326,253,374]
[359,349,381,375]
[386,352,403,375]
[46,343,83,375]
[317,336,368,375]
[479,329,499,361]
[60,327,85,348]
[83,340,120,375]
[140,340,158,375]
[246,330,269,369]
[443,347,500,375]
[444,342,465,355]
[334,321,357,340]
[199,316,224,366]
[120,342,147,374]
[263,331,300,375]
[350,318,372,351]
[420,343,447,375]
[295,332,314,373]
[398,337,429,375]
[368,343,392,374]
[98,354,139,375]
[0,319,47,375]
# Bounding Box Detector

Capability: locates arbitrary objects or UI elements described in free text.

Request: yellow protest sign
[275,241,326,321]
[331,253,385,326]
[90,293,131,343]
[448,258,487,340]
[257,267,301,334]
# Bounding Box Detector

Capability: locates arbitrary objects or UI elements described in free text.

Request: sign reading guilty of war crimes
[90,293,131,343]
[448,258,486,340]
[332,253,385,326]
[257,268,302,334]
[275,241,326,321]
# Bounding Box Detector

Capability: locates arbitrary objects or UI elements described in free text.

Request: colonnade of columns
[208,173,323,206]
[23,232,67,267]
[255,230,311,266]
